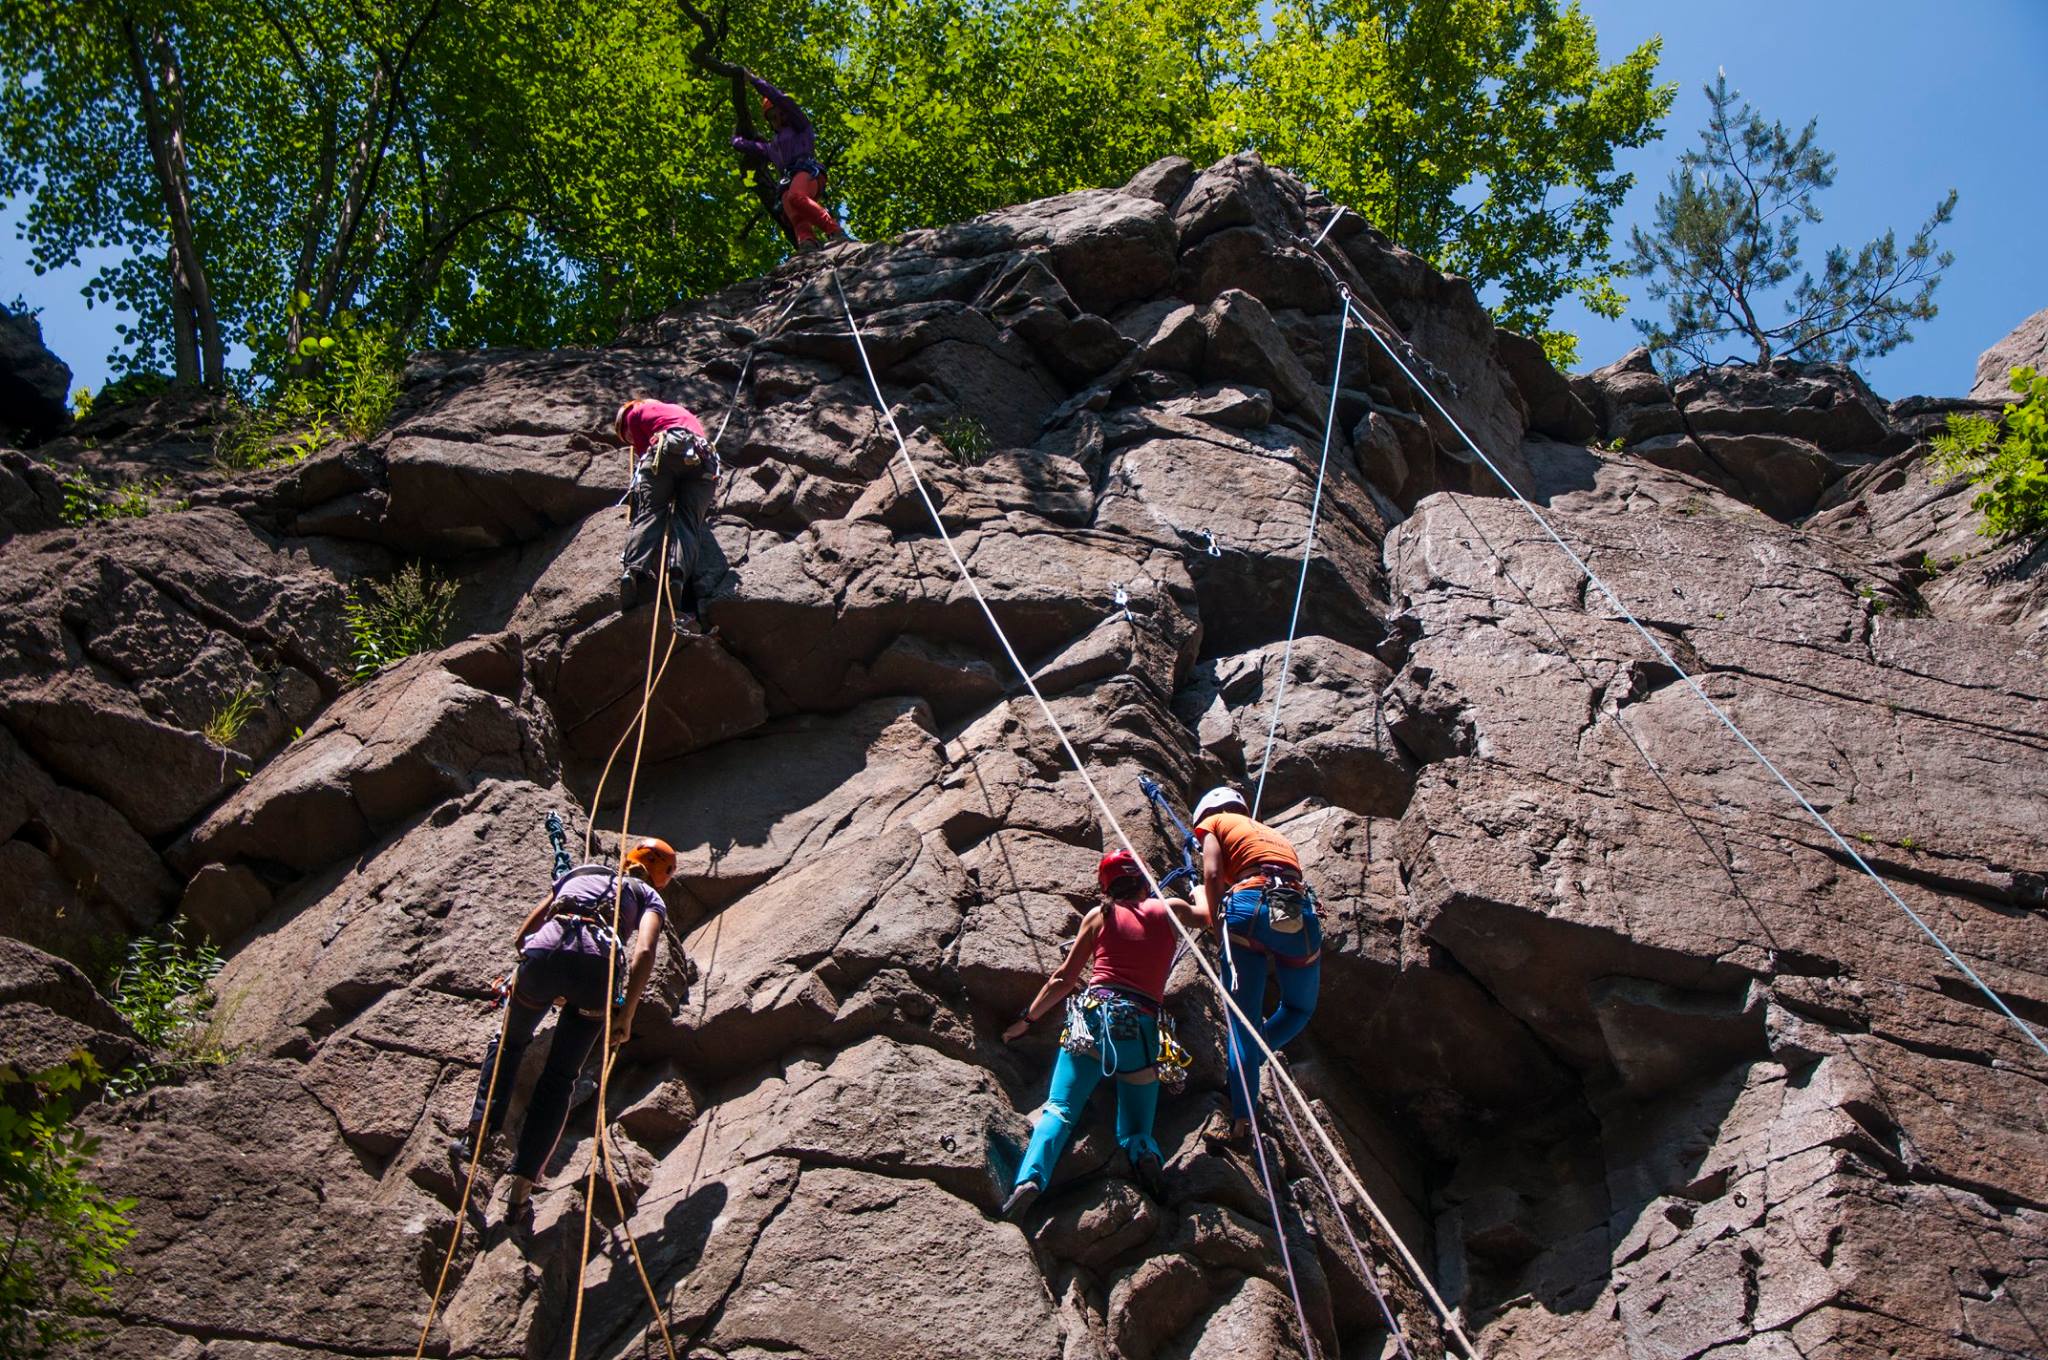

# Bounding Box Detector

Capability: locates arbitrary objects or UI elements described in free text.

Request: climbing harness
[645,426,721,483]
[831,265,1474,1360]
[1056,986,1193,1093]
[778,154,828,195]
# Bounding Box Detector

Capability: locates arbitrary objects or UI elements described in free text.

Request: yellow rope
[413,990,516,1358]
[596,1069,681,1360]
[568,528,670,1359]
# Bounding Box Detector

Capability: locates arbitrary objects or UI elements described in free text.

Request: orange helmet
[623,837,677,889]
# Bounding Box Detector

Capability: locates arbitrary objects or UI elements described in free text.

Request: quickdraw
[1057,988,1190,1092]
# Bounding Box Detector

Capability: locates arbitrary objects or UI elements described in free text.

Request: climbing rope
[1250,302,1351,820]
[1269,1056,1419,1360]
[568,528,676,1360]
[1310,205,1347,249]
[1219,925,1321,1358]
[554,277,823,1357]
[413,995,516,1358]
[582,274,820,864]
[1326,293,2048,1064]
[829,267,1474,1360]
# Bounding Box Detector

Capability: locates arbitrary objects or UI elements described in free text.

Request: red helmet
[1097,849,1145,897]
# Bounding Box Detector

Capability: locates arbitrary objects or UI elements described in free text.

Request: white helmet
[1191,786,1249,823]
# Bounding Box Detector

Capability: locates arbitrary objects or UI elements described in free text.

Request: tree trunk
[312,0,443,327]
[288,115,341,364]
[166,250,199,384]
[121,17,223,387]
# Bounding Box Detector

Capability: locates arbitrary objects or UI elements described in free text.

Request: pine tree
[1627,73,1956,373]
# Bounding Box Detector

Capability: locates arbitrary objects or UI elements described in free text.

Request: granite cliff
[3,155,2042,1360]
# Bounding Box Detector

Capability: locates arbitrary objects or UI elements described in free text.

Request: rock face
[1970,306,2048,400]
[0,305,72,445]
[1573,348,1907,520]
[3,157,2040,1360]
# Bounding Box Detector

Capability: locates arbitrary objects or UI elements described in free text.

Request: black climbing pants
[468,946,613,1181]
[621,462,716,617]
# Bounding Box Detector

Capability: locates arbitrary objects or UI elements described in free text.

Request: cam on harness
[1058,985,1195,1092]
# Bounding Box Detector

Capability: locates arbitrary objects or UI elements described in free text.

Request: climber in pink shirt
[612,397,719,632]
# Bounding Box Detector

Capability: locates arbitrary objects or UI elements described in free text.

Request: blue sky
[7,2,2045,399]
[1554,0,2048,396]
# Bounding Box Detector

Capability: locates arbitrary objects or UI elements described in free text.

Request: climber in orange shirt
[1190,787,1321,1149]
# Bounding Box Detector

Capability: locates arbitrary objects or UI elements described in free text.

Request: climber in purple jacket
[729,69,847,249]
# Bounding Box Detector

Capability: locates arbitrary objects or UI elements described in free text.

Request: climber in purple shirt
[451,836,677,1237]
[729,69,847,249]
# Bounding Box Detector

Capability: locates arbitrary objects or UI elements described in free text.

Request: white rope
[1338,294,2048,1063]
[829,267,1476,1360]
[1221,927,1321,1357]
[1251,302,1350,819]
[1310,205,1347,249]
[709,276,816,447]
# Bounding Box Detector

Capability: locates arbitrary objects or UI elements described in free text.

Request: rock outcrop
[1970,306,2047,400]
[0,305,72,445]
[4,156,2041,1360]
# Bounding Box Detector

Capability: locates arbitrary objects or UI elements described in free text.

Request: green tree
[1930,367,2048,540]
[6,0,1670,383]
[830,0,1245,237]
[1226,0,1673,365]
[0,1057,137,1357]
[1627,73,1957,373]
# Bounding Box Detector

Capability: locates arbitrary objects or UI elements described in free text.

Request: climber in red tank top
[999,848,1214,1219]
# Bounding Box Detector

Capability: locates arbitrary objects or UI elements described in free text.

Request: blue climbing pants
[1014,997,1162,1191]
[1222,886,1322,1120]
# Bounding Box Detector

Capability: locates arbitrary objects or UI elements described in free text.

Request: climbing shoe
[619,573,642,611]
[1200,1112,1251,1152]
[1134,1152,1168,1202]
[498,1194,535,1243]
[1000,1180,1042,1221]
[448,1134,480,1180]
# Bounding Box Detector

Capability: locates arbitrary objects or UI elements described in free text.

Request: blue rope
[1342,295,2048,1062]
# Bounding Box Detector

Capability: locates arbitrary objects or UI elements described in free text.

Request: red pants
[781,170,842,246]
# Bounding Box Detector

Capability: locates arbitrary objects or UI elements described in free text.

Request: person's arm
[1002,909,1103,1042]
[747,72,810,132]
[730,130,773,158]
[612,909,664,1046]
[514,894,553,949]
[1165,893,1213,934]
[1199,833,1227,933]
